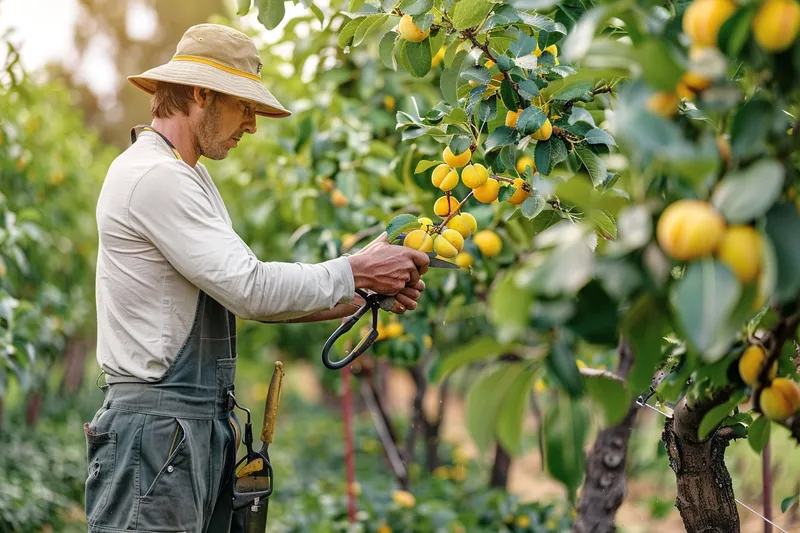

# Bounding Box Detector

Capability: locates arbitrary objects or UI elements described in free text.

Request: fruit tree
[237,0,800,529]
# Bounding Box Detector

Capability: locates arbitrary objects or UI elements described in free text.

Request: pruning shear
[321,252,460,370]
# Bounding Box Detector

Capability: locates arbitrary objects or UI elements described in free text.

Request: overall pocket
[137,418,199,532]
[84,422,117,525]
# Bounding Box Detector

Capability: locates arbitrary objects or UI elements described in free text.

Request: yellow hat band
[171,55,261,83]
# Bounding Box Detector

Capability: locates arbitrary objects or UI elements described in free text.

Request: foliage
[240,0,800,504]
[0,42,117,397]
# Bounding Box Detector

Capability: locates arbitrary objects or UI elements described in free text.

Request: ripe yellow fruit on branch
[752,0,800,52]
[461,212,478,234]
[505,109,522,128]
[434,195,460,217]
[508,177,531,205]
[443,146,472,168]
[432,45,447,67]
[418,217,434,231]
[385,320,404,338]
[461,163,489,188]
[403,229,434,252]
[738,345,776,386]
[716,225,761,283]
[473,230,502,257]
[433,229,464,258]
[647,91,680,117]
[392,489,416,508]
[331,189,349,207]
[455,251,473,269]
[398,14,430,42]
[447,214,473,238]
[431,164,459,191]
[760,378,800,421]
[473,178,500,203]
[516,155,535,174]
[682,0,737,47]
[656,199,726,260]
[531,118,553,141]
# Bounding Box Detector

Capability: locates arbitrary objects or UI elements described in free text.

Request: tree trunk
[572,339,638,533]
[662,396,740,533]
[490,442,511,488]
[26,390,42,427]
[405,365,427,465]
[60,337,88,394]
[573,404,638,532]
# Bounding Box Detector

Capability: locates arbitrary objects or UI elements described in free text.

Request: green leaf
[386,213,420,243]
[718,4,759,58]
[500,79,518,112]
[496,368,536,455]
[519,12,567,35]
[781,494,800,514]
[379,32,398,71]
[237,0,252,16]
[546,336,584,398]
[450,0,495,30]
[747,415,771,453]
[521,194,546,219]
[338,16,365,48]
[764,204,800,302]
[488,271,534,342]
[414,160,442,173]
[441,50,467,106]
[405,39,432,78]
[349,0,366,13]
[460,65,491,84]
[466,364,524,452]
[574,145,607,187]
[584,128,616,147]
[353,14,390,47]
[517,79,540,100]
[399,0,433,15]
[552,80,593,102]
[587,209,616,240]
[697,390,747,441]
[444,38,462,68]
[484,126,518,152]
[670,259,741,358]
[477,95,497,124]
[711,159,785,223]
[498,184,517,202]
[632,40,684,92]
[256,0,287,31]
[412,13,434,32]
[449,135,472,155]
[560,5,607,63]
[622,296,668,395]
[534,139,554,176]
[584,372,631,426]
[310,3,325,24]
[730,97,773,160]
[517,106,547,135]
[543,393,588,501]
[429,337,508,382]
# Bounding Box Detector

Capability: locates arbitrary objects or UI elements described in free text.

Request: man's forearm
[259,301,362,324]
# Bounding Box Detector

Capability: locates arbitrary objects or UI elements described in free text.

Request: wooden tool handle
[260,361,284,443]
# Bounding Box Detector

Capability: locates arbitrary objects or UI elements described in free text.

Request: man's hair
[150,82,219,118]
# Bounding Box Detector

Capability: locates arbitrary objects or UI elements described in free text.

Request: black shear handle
[322,289,381,370]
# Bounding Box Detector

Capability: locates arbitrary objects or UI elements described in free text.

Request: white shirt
[95,130,355,382]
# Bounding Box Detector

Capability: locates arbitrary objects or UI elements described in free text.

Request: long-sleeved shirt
[95,130,355,383]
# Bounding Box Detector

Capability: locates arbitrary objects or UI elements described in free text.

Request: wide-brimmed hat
[128,23,291,119]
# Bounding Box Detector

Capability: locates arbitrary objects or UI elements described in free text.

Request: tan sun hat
[128,23,291,119]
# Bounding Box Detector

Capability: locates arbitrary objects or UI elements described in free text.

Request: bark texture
[662,396,740,533]
[572,340,637,533]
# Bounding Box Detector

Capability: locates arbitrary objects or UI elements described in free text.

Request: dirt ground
[287,361,797,533]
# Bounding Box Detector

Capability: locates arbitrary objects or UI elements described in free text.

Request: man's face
[194,92,257,160]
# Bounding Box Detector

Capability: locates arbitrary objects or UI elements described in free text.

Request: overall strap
[130,124,183,161]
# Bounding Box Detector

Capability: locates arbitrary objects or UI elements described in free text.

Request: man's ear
[193,87,214,109]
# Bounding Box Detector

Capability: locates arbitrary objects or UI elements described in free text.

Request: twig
[436,190,475,230]
[342,223,385,253]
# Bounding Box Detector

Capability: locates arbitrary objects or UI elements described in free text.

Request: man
[84,23,429,533]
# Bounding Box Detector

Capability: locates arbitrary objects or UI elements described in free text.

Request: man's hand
[346,232,430,297]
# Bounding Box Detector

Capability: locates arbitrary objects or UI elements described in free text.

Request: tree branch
[753,295,800,416]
